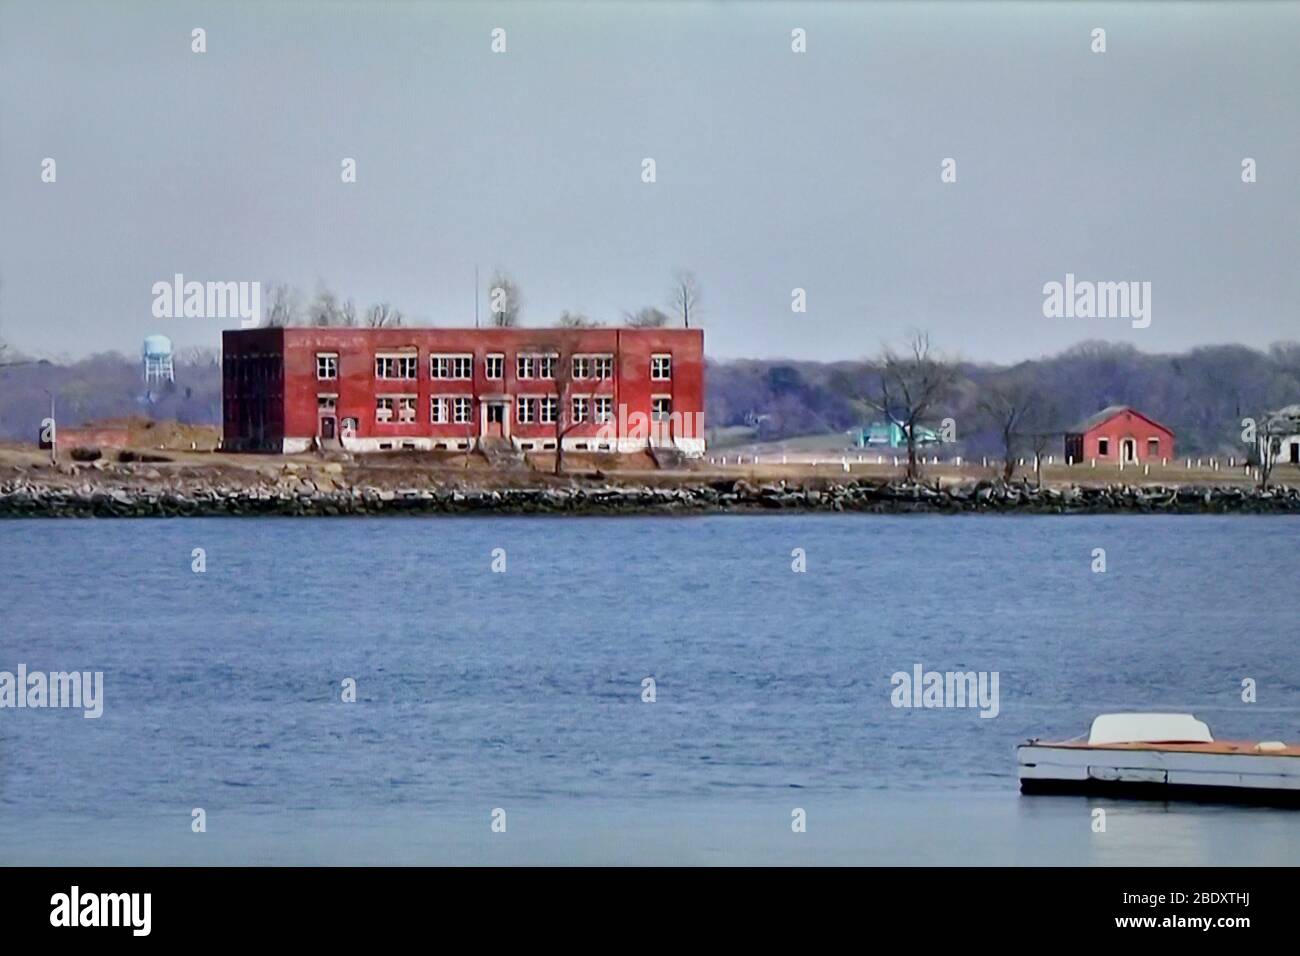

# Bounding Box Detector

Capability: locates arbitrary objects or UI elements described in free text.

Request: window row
[315,351,671,382]
[367,394,673,425]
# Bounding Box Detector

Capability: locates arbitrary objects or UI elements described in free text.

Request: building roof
[1066,404,1172,436]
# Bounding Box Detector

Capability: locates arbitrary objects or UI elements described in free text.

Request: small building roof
[1066,404,1172,436]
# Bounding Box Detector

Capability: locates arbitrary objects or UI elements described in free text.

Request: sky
[1,0,1297,363]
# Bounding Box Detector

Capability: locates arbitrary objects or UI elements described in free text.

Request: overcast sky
[1,0,1296,363]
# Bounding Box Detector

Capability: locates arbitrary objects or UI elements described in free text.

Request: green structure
[854,421,941,449]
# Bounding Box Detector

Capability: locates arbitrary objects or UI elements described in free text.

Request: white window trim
[316,353,339,380]
[429,353,474,380]
[650,353,672,381]
[485,353,505,379]
[518,352,559,380]
[515,395,536,424]
[452,396,473,424]
[538,394,559,424]
[376,351,419,380]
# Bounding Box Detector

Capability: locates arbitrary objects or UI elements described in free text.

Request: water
[1,514,1297,865]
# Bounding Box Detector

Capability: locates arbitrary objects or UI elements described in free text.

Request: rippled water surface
[1,515,1297,864]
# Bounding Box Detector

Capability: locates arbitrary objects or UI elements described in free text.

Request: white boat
[1017,713,1300,805]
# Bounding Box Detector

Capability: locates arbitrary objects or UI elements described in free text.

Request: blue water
[1,515,1297,864]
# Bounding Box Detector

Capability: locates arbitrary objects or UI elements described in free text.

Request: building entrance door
[485,403,506,439]
[320,417,336,440]
[1121,438,1137,463]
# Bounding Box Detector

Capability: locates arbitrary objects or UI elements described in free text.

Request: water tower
[143,334,174,384]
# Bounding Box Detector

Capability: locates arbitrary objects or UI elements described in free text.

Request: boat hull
[1017,743,1300,806]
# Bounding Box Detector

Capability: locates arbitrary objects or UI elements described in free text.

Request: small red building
[221,326,705,456]
[1064,405,1173,464]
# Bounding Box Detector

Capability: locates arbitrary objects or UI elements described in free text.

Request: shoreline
[4,474,1299,517]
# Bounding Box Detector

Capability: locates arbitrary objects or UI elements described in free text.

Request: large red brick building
[222,326,705,456]
[1064,405,1174,464]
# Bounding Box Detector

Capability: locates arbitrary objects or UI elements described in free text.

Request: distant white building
[1264,404,1300,467]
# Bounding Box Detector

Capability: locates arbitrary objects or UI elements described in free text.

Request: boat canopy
[1088,713,1213,745]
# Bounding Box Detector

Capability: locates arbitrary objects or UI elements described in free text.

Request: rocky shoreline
[3,473,1299,517]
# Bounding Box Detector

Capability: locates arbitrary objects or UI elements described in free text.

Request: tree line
[4,326,1299,479]
[261,268,702,331]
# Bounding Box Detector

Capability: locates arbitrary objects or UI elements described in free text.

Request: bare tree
[365,302,404,328]
[340,298,358,328]
[557,310,601,328]
[977,375,1038,482]
[543,337,589,475]
[1025,420,1060,487]
[177,345,221,369]
[488,270,522,327]
[624,306,670,328]
[263,283,300,327]
[307,285,342,327]
[861,333,957,481]
[667,269,702,328]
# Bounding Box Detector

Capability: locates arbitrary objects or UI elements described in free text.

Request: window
[453,397,472,424]
[572,356,591,379]
[485,354,504,379]
[431,397,449,423]
[652,396,672,422]
[539,395,558,424]
[594,355,614,379]
[377,354,417,379]
[572,396,589,423]
[538,354,557,379]
[376,397,395,422]
[1147,437,1160,456]
[398,396,417,423]
[517,355,536,379]
[1097,438,1110,456]
[316,353,338,380]
[594,396,613,423]
[516,396,535,424]
[651,354,672,380]
[431,354,473,379]
[317,394,337,411]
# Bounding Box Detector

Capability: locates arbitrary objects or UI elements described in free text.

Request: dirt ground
[1,439,1296,492]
